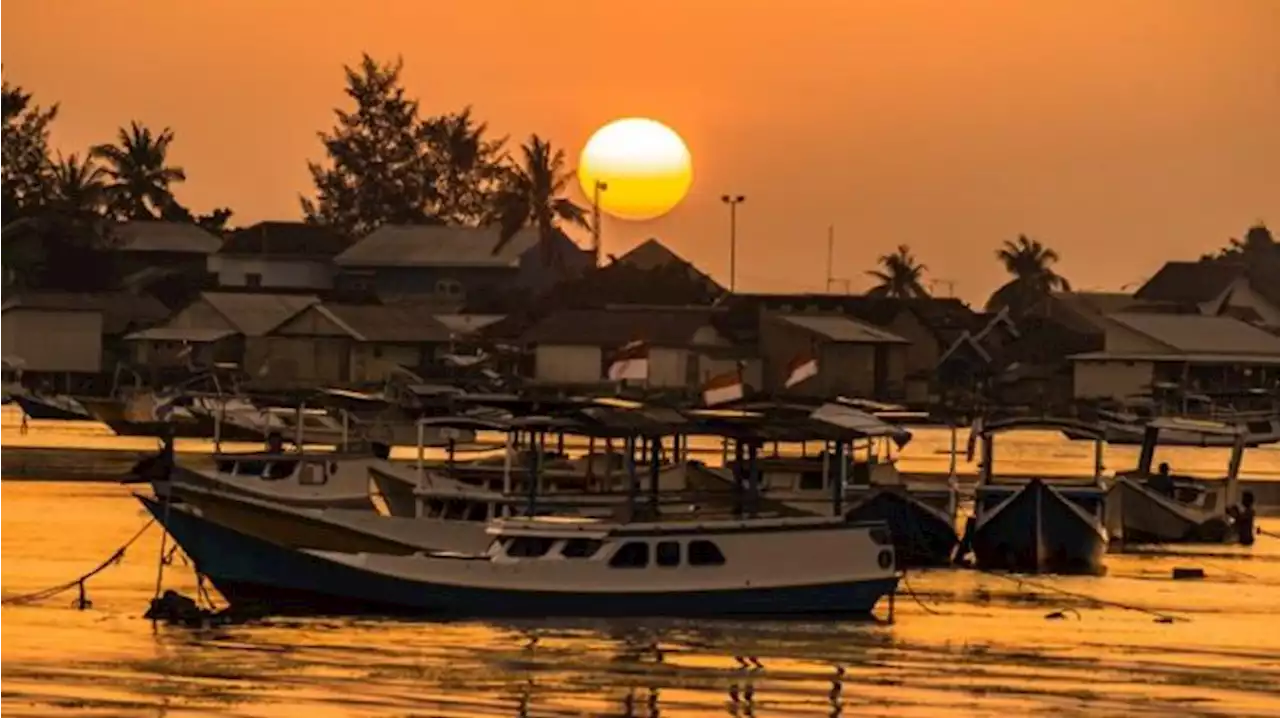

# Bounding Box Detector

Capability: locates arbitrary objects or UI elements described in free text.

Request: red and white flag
[702,368,745,406]
[606,340,649,381]
[784,351,819,388]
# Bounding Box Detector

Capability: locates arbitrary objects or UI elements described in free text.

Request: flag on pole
[783,349,819,388]
[606,340,649,381]
[702,367,745,406]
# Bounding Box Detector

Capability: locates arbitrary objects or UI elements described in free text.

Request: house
[1134,261,1280,329]
[1070,312,1280,401]
[125,292,318,374]
[722,294,982,404]
[758,312,910,401]
[518,306,751,390]
[264,303,457,384]
[333,225,593,306]
[209,221,348,291]
[1,291,169,380]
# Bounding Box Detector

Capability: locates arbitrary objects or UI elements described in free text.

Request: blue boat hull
[139,495,899,619]
[971,480,1107,575]
[845,490,958,568]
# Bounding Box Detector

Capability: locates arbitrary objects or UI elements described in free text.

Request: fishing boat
[1105,418,1248,544]
[1066,408,1280,448]
[694,402,960,567]
[964,417,1110,575]
[10,389,93,421]
[138,493,899,619]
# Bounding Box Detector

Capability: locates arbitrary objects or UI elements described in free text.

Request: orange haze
[3,0,1278,304]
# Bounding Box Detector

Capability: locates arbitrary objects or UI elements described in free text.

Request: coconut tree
[866,244,930,299]
[985,234,1071,314]
[46,152,109,214]
[490,134,590,265]
[92,121,186,220]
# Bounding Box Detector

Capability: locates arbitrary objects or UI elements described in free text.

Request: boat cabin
[975,417,1109,520]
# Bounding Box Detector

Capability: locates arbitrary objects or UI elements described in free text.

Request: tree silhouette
[985,234,1071,314]
[490,134,590,265]
[46,152,109,214]
[866,244,930,298]
[92,121,187,220]
[1204,222,1276,262]
[2,80,58,216]
[302,54,437,236]
[421,107,507,226]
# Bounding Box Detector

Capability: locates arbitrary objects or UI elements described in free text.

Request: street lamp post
[591,180,609,266]
[720,194,746,292]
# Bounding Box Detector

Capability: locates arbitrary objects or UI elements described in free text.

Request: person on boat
[1147,462,1176,497]
[261,431,297,480]
[1227,491,1257,546]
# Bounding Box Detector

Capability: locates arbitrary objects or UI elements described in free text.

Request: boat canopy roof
[487,514,870,539]
[1146,417,1245,437]
[978,416,1109,441]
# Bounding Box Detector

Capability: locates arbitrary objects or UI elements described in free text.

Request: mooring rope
[976,568,1188,623]
[1,519,156,608]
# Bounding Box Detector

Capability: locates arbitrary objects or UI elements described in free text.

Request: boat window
[655,541,681,567]
[561,538,603,559]
[465,502,489,522]
[799,470,825,491]
[688,540,726,567]
[443,500,468,521]
[506,537,555,558]
[608,541,650,569]
[298,463,326,486]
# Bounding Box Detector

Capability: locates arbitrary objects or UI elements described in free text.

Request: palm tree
[47,152,108,214]
[866,244,929,299]
[985,234,1071,314]
[92,121,186,220]
[490,134,590,265]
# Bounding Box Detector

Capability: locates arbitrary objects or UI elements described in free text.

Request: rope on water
[976,568,1188,624]
[1,519,156,608]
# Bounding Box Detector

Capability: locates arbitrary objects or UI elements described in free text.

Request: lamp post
[591,180,609,266]
[720,194,746,292]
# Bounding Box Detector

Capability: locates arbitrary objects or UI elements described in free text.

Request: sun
[578,118,693,222]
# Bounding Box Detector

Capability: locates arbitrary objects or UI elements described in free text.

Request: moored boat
[11,390,93,421]
[138,493,899,619]
[964,417,1109,575]
[1105,418,1248,544]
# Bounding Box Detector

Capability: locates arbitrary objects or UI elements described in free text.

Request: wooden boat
[11,390,93,421]
[704,408,960,567]
[964,417,1109,575]
[138,493,899,619]
[1066,409,1280,448]
[1105,418,1247,544]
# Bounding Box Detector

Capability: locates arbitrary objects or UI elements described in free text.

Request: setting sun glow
[578,118,693,222]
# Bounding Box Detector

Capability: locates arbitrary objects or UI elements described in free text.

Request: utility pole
[591,180,608,266]
[720,194,746,292]
[824,224,850,294]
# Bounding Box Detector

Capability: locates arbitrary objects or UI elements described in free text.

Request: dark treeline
[2,54,589,292]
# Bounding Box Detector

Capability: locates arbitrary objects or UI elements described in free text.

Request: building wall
[759,315,906,399]
[131,336,242,369]
[534,345,602,384]
[164,300,237,332]
[209,256,334,290]
[1,309,103,373]
[1072,360,1155,400]
[350,344,422,383]
[248,336,349,383]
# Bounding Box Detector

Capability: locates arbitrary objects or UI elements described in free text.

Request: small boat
[10,390,93,421]
[138,493,899,619]
[1105,418,1247,544]
[965,417,1109,575]
[1067,409,1280,448]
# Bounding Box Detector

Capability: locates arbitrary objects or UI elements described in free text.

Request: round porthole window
[877,549,894,570]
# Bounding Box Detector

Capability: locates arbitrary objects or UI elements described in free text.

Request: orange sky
[4,0,1278,304]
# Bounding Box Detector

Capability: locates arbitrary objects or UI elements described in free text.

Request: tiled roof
[521,307,723,347]
[3,291,170,334]
[124,327,238,343]
[200,292,319,336]
[775,314,908,343]
[220,222,350,258]
[1105,312,1280,355]
[112,221,223,254]
[334,225,550,268]
[312,303,454,343]
[1134,262,1244,304]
